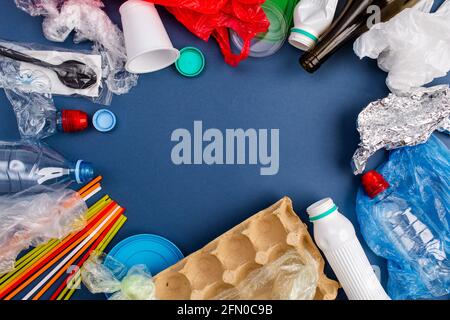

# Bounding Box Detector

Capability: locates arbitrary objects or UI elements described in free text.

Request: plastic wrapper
[81,253,157,300]
[213,250,319,300]
[146,0,270,66]
[0,187,87,274]
[354,0,450,94]
[0,38,106,103]
[352,85,450,175]
[15,0,138,103]
[356,135,450,299]
[0,58,60,139]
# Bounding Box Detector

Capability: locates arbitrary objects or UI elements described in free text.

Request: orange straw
[77,176,102,196]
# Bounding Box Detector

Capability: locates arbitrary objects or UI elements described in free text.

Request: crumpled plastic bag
[213,250,319,300]
[0,187,87,274]
[356,135,450,299]
[15,0,138,103]
[146,0,270,66]
[352,85,450,175]
[0,58,59,140]
[354,0,450,94]
[81,253,157,300]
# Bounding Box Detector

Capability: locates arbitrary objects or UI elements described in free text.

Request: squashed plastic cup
[120,0,180,74]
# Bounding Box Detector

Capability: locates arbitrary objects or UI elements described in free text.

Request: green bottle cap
[175,47,205,77]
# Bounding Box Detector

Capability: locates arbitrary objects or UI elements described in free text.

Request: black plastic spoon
[0,44,98,90]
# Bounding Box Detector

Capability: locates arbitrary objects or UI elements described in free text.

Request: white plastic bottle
[307,198,390,300]
[289,0,339,51]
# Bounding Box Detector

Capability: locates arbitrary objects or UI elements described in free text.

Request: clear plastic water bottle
[16,108,88,140]
[307,198,390,300]
[357,170,450,298]
[0,140,94,194]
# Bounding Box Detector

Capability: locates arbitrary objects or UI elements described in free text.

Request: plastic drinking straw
[30,208,124,300]
[77,176,103,196]
[0,202,118,299]
[99,216,127,253]
[0,240,58,286]
[61,216,127,300]
[0,196,111,289]
[0,198,113,295]
[21,206,123,300]
[52,215,127,300]
[81,184,102,201]
[2,203,118,300]
[43,213,126,300]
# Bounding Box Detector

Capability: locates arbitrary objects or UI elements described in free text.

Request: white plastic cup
[119,0,180,74]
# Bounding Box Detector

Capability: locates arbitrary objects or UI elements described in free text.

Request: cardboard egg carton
[154,197,339,300]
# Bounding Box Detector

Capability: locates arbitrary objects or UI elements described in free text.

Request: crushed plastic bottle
[0,140,94,194]
[356,135,450,299]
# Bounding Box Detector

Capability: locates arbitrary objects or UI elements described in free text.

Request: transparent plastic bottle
[17,108,88,140]
[357,170,450,297]
[307,198,390,300]
[0,140,94,194]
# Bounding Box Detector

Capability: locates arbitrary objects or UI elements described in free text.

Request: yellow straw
[0,196,112,290]
[0,240,57,286]
[58,215,127,300]
[99,216,127,252]
[0,240,59,289]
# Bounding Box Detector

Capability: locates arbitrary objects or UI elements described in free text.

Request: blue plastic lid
[107,234,184,276]
[73,160,94,184]
[93,109,116,132]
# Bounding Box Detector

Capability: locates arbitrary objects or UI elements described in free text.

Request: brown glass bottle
[300,0,419,73]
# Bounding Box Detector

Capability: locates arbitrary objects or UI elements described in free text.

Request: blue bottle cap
[93,109,116,132]
[74,160,94,184]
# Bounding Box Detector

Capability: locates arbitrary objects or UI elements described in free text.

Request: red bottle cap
[361,170,390,199]
[61,110,88,133]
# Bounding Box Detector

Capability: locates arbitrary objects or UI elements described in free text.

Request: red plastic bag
[145,0,270,66]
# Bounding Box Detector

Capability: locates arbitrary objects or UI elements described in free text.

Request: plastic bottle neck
[57,110,89,133]
[69,160,94,184]
[307,198,339,223]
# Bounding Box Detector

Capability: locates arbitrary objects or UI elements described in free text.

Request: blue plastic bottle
[357,170,450,299]
[0,140,94,194]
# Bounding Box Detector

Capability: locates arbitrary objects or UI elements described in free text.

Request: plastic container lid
[60,110,88,133]
[231,2,287,58]
[175,47,205,77]
[93,109,116,132]
[107,234,184,275]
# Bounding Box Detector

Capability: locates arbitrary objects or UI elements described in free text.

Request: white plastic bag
[0,187,87,274]
[354,0,450,94]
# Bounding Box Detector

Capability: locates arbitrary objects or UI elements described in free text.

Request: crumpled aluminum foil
[352,85,450,175]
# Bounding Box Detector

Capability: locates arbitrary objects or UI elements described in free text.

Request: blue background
[0,0,448,300]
